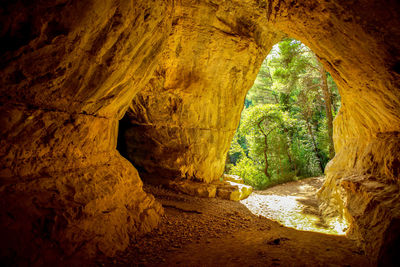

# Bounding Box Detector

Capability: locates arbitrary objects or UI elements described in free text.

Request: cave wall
[0,0,399,264]
[119,0,282,183]
[0,0,172,262]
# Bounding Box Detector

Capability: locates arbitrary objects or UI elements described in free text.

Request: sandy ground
[241,177,347,235]
[98,177,372,266]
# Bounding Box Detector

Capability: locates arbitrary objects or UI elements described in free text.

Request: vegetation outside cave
[225,38,341,190]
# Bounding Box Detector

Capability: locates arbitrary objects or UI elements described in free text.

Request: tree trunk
[318,63,335,159]
[283,128,297,174]
[263,134,270,179]
[224,151,230,173]
[257,118,271,180]
[257,119,278,181]
[306,119,324,173]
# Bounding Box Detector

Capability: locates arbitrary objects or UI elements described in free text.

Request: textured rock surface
[216,181,253,201]
[0,0,171,262]
[1,0,399,265]
[169,180,217,198]
[223,174,245,184]
[118,0,282,183]
[167,179,252,201]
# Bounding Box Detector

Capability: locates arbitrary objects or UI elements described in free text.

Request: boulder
[216,181,253,201]
[169,180,217,198]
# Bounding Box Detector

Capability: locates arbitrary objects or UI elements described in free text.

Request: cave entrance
[225,38,346,235]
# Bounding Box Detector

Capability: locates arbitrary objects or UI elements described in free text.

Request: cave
[0,0,399,265]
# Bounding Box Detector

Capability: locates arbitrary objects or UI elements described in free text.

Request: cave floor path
[100,178,371,266]
[241,176,346,235]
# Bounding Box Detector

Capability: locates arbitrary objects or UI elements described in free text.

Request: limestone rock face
[0,0,172,262]
[118,0,282,183]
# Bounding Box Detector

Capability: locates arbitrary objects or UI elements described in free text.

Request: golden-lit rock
[223,174,245,184]
[118,0,282,183]
[167,179,252,201]
[0,0,172,262]
[0,0,399,265]
[169,180,217,198]
[216,181,253,201]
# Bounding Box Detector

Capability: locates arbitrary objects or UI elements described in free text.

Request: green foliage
[230,157,269,189]
[226,38,341,189]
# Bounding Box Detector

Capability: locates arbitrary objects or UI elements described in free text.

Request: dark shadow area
[378,218,400,267]
[117,114,181,184]
[116,114,131,160]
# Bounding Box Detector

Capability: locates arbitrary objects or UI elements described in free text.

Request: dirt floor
[98,177,372,266]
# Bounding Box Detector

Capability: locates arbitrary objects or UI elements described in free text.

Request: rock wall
[0,0,172,263]
[119,0,282,183]
[1,0,399,265]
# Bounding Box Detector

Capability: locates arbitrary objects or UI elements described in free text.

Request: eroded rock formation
[0,0,172,262]
[1,0,399,265]
[118,0,282,183]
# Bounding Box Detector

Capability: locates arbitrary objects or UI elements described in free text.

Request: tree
[227,38,341,189]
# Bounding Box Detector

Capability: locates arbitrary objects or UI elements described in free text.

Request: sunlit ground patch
[240,187,348,235]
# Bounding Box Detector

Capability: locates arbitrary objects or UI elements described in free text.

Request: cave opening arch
[0,0,399,265]
[117,1,400,263]
[224,38,347,236]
